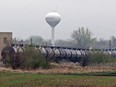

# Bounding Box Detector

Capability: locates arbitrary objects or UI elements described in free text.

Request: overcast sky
[0,0,116,40]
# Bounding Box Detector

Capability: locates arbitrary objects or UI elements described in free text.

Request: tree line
[13,27,116,49]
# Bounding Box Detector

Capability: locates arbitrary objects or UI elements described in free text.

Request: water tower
[45,11,61,46]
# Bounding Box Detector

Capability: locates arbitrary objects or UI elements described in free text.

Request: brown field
[0,62,116,74]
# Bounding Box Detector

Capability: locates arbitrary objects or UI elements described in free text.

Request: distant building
[0,32,12,59]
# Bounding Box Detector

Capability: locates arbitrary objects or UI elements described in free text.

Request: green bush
[20,46,49,69]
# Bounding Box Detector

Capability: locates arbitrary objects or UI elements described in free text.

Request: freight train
[1,44,116,65]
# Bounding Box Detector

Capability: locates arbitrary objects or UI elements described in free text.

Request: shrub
[1,46,18,69]
[88,51,114,65]
[1,45,49,70]
[19,46,50,69]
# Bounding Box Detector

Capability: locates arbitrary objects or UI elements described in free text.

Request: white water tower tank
[45,11,61,46]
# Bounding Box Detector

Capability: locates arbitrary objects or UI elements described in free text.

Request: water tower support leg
[51,27,55,46]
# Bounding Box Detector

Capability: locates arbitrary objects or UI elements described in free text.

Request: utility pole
[31,38,32,46]
[109,40,111,50]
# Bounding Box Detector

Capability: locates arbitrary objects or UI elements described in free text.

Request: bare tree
[71,27,96,49]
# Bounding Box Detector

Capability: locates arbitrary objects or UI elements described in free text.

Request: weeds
[3,45,50,70]
[19,45,50,69]
[86,51,116,66]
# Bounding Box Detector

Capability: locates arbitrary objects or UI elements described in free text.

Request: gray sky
[0,0,116,40]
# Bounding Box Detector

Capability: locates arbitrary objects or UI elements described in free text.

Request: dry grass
[0,62,116,74]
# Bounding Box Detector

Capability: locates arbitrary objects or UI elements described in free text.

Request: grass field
[0,71,116,87]
[1,62,116,87]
